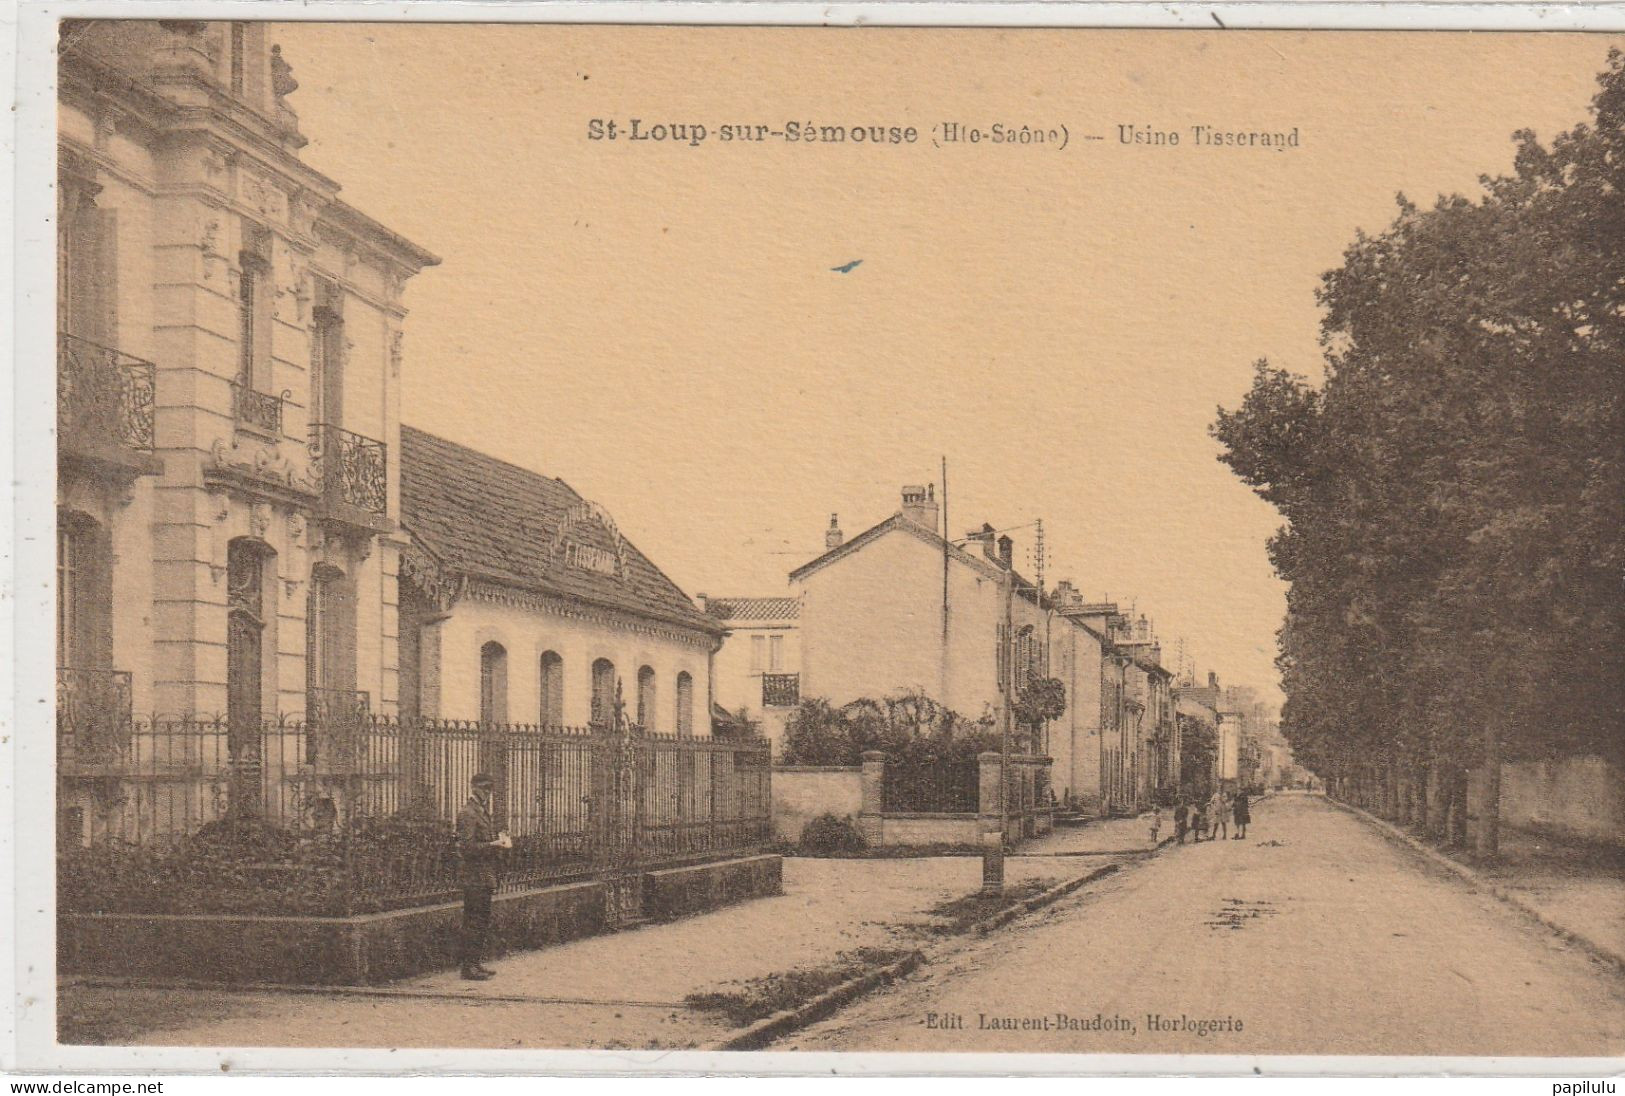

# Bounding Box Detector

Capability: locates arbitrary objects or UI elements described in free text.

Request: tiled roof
[704,597,801,622]
[400,427,720,635]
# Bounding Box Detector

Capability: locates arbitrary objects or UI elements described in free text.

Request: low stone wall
[1470,756,1624,847]
[61,854,783,985]
[643,854,784,921]
[772,766,864,843]
[879,812,979,845]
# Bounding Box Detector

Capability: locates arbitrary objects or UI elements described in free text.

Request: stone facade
[56,20,437,846]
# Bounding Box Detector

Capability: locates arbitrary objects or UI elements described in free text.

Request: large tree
[1212,51,1625,857]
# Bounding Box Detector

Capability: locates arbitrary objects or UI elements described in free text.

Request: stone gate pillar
[859,750,886,845]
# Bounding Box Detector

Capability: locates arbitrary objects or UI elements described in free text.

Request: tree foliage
[1210,52,1625,812]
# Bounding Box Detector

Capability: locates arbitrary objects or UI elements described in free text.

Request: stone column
[859,750,886,846]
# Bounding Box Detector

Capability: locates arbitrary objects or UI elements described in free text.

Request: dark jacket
[456,793,503,889]
[1233,793,1252,824]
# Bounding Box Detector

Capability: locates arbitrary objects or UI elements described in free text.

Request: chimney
[695,593,708,611]
[1208,671,1218,689]
[825,513,844,549]
[900,484,939,533]
[967,523,998,561]
[1054,580,1081,608]
[997,535,1014,569]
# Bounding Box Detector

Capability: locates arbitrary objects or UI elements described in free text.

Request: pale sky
[274,24,1618,709]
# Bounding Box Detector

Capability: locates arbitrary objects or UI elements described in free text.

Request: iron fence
[57,333,156,452]
[57,713,772,916]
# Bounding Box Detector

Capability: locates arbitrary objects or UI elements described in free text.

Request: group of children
[1148,788,1252,845]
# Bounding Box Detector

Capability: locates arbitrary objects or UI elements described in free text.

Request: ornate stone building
[56,21,438,839]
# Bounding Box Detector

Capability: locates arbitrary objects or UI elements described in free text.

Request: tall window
[309,281,343,431]
[238,223,271,391]
[769,634,784,672]
[57,144,120,352]
[675,671,694,737]
[226,538,275,812]
[56,512,111,674]
[750,635,765,674]
[57,524,82,669]
[479,642,508,725]
[305,567,357,710]
[590,658,617,727]
[636,666,657,731]
[538,651,563,725]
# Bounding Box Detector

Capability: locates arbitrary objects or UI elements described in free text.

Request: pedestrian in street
[1232,788,1251,839]
[1191,798,1208,842]
[1210,789,1229,841]
[1149,805,1164,845]
[1173,799,1190,844]
[457,772,508,981]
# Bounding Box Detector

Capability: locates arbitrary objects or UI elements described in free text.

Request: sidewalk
[1018,810,1164,856]
[1443,825,1625,962]
[61,854,1077,1049]
[1334,798,1625,967]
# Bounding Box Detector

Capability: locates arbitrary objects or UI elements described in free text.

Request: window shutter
[94,208,119,347]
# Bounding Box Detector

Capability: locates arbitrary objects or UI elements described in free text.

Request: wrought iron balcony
[309,423,388,516]
[762,672,800,709]
[57,666,134,762]
[57,333,156,454]
[231,374,285,435]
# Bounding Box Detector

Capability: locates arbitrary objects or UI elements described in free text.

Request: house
[701,593,802,750]
[396,426,725,733]
[785,486,1075,802]
[1053,590,1177,815]
[55,20,438,843]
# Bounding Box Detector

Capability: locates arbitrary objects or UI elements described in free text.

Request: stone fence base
[61,854,783,986]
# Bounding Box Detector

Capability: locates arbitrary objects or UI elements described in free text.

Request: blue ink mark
[831,260,863,274]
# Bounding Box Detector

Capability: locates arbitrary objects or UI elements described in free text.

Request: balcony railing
[57,666,134,761]
[57,333,156,453]
[231,374,285,435]
[762,672,800,709]
[309,423,389,515]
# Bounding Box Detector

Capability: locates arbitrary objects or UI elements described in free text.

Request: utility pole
[983,564,1014,894]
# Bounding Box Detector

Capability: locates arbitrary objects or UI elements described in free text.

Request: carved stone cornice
[399,541,466,615]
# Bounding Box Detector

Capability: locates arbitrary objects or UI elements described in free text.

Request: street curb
[709,949,927,1051]
[1330,797,1625,975]
[973,862,1122,935]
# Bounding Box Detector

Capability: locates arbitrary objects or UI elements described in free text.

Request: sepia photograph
[15,6,1625,1074]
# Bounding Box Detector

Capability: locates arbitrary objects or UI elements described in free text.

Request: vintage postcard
[11,2,1625,1076]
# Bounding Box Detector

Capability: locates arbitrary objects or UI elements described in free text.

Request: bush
[781,691,1003,767]
[799,813,867,854]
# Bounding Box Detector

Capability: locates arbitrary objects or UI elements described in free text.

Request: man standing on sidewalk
[457,772,507,980]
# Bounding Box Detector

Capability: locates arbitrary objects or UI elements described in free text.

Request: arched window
[636,666,657,731]
[227,538,276,813]
[539,650,564,726]
[675,671,694,737]
[479,641,508,725]
[590,658,617,728]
